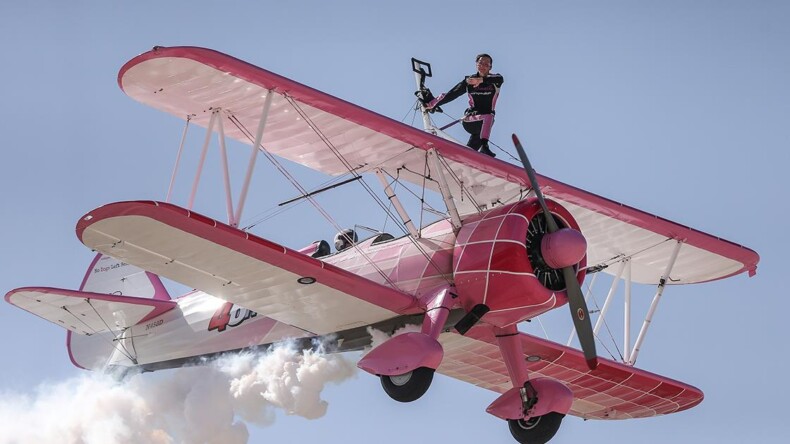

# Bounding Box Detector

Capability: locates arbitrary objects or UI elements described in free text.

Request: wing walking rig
[6,46,759,443]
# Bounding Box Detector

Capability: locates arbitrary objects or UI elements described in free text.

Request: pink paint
[541,228,587,269]
[453,198,586,326]
[457,325,705,419]
[65,330,87,370]
[357,332,444,376]
[418,286,455,339]
[296,242,320,256]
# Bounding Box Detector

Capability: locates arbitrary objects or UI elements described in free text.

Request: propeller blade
[562,266,598,369]
[512,134,598,370]
[512,134,559,233]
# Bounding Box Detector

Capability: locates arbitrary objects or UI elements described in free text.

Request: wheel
[380,367,434,402]
[507,412,564,444]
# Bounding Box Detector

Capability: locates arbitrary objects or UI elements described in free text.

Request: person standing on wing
[424,53,503,157]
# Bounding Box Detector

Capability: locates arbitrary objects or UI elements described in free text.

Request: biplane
[5,46,759,443]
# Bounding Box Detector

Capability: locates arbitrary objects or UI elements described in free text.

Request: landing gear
[380,367,435,402]
[507,412,564,444]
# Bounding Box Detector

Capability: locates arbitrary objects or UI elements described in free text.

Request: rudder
[79,253,171,300]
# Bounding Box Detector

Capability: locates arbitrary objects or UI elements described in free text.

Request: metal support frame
[413,70,435,135]
[166,117,190,203]
[426,149,462,230]
[174,94,273,227]
[187,110,218,210]
[592,260,627,336]
[628,240,683,365]
[235,91,274,226]
[561,241,685,365]
[623,259,633,363]
[215,111,236,225]
[375,169,419,238]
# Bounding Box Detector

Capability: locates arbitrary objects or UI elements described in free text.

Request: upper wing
[5,287,177,335]
[438,327,703,420]
[76,200,419,335]
[118,46,758,285]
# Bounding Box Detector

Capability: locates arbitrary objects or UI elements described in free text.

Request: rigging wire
[61,303,137,363]
[282,98,456,287]
[226,111,402,290]
[586,284,622,362]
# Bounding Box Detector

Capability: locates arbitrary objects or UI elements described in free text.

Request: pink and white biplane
[5,47,759,443]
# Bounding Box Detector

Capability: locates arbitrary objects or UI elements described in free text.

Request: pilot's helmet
[334,228,358,252]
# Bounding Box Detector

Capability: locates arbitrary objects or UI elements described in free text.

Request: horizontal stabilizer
[5,287,177,335]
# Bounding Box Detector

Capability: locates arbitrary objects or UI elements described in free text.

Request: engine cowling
[452,198,587,327]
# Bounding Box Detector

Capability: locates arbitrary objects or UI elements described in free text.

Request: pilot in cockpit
[334,228,358,252]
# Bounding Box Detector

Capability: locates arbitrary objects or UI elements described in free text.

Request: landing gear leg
[357,286,454,402]
[487,325,572,443]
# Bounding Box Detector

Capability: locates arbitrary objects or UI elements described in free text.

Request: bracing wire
[61,303,137,363]
[226,111,403,290]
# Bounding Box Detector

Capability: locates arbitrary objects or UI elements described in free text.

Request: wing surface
[438,327,703,420]
[76,201,419,335]
[5,287,176,335]
[118,46,758,285]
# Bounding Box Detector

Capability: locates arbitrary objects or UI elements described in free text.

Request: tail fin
[79,253,171,300]
[68,253,172,370]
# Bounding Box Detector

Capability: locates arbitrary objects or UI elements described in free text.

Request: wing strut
[166,116,190,203]
[629,239,683,365]
[427,149,462,231]
[187,110,218,211]
[234,91,274,226]
[375,169,419,238]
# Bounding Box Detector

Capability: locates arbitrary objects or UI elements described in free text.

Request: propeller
[512,134,598,370]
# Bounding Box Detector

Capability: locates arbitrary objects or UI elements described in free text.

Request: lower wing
[438,327,703,420]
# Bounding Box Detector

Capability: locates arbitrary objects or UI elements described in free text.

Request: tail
[66,253,174,370]
[6,252,175,371]
[79,253,171,300]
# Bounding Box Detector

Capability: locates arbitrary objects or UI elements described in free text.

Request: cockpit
[297,228,395,258]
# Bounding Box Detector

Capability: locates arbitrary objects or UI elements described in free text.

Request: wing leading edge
[76,201,420,335]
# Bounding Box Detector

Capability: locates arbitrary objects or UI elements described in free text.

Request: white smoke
[365,324,422,351]
[0,342,356,444]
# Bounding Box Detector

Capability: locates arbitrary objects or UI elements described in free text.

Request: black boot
[479,141,496,158]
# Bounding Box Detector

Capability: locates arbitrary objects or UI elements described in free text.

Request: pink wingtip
[587,358,599,371]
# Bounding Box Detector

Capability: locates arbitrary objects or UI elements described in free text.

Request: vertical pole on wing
[629,240,683,365]
[166,116,190,203]
[623,259,633,363]
[412,59,435,134]
[375,169,419,238]
[592,259,626,336]
[188,110,218,210]
[234,91,274,227]
[427,149,462,230]
[215,112,236,226]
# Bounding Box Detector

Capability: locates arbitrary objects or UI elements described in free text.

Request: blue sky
[0,1,787,443]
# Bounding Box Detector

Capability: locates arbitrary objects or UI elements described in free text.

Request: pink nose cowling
[541,228,587,269]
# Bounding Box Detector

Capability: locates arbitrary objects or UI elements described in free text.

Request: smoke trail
[0,341,355,444]
[366,324,422,351]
